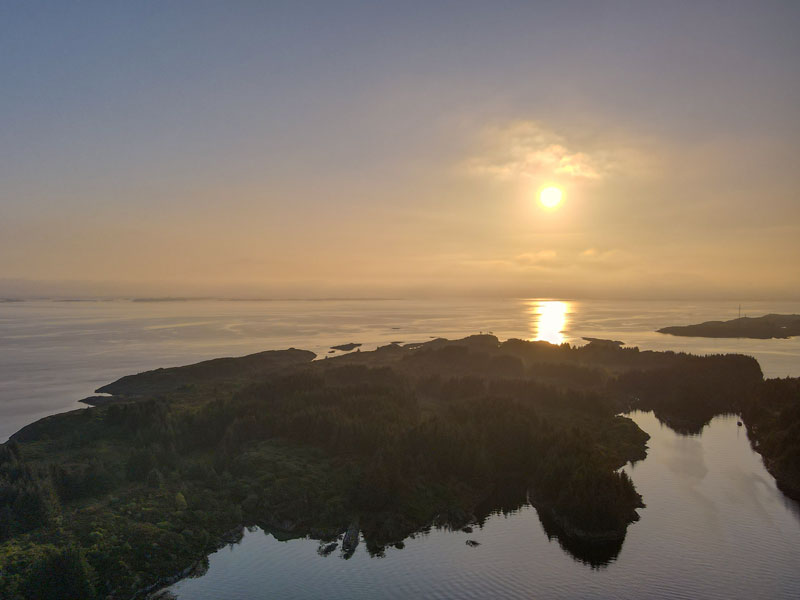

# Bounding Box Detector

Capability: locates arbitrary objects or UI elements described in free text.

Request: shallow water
[167,412,800,600]
[1,298,798,442]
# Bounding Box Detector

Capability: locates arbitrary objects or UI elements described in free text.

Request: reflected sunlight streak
[531,300,570,345]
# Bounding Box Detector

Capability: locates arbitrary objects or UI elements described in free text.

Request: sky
[1,1,798,299]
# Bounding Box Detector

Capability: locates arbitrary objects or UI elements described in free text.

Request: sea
[1,297,799,599]
[1,298,797,443]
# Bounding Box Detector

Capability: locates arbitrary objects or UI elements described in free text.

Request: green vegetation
[613,353,763,434]
[0,335,788,598]
[742,377,800,499]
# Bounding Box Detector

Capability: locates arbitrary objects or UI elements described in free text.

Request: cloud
[452,250,560,274]
[451,247,631,281]
[455,250,567,274]
[464,120,621,182]
[579,247,623,262]
[514,250,558,265]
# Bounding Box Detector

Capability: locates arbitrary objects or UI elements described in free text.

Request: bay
[166,412,800,600]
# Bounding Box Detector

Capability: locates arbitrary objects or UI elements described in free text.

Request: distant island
[330,342,362,351]
[582,337,624,348]
[657,313,800,339]
[1,335,798,599]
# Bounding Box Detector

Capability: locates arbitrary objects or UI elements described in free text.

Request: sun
[539,186,563,209]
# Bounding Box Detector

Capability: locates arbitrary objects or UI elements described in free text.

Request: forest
[0,335,796,599]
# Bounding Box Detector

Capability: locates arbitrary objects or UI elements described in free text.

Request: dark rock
[317,542,338,556]
[342,522,360,557]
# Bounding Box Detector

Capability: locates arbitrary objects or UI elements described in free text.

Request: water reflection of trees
[6,334,770,595]
[471,481,624,568]
[535,507,624,568]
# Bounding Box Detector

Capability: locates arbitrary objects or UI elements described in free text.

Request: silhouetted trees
[741,377,800,498]
[613,354,763,433]
[19,545,97,600]
[0,442,59,541]
[1,336,783,599]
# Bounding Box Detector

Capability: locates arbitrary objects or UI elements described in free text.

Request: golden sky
[1,3,798,299]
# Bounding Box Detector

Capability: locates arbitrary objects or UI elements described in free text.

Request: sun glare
[531,300,570,345]
[539,186,563,209]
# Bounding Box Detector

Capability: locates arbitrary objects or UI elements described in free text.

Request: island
[1,335,798,599]
[657,313,800,339]
[330,343,362,351]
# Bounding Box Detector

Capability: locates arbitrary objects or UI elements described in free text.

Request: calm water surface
[1,298,799,597]
[168,412,800,600]
[1,298,799,441]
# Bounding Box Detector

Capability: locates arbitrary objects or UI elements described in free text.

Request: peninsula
[1,336,798,600]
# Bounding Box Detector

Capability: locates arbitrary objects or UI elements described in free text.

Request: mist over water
[1,298,798,442]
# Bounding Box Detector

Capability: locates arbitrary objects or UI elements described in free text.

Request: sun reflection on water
[530,300,570,345]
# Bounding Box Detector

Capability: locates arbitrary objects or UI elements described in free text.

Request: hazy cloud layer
[465,121,612,181]
[0,3,798,299]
